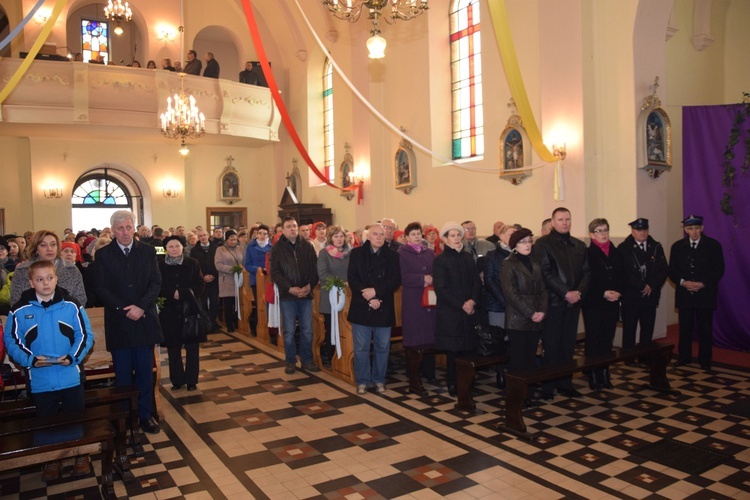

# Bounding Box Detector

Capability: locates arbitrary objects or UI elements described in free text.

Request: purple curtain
[683,105,750,351]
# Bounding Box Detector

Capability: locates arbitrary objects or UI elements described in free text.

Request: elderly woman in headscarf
[11,230,86,307]
[433,221,481,397]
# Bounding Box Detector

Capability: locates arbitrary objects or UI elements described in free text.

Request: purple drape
[683,105,750,351]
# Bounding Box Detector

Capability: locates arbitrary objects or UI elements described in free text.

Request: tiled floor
[2,332,750,499]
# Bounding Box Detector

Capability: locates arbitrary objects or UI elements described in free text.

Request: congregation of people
[70,48,270,87]
[1,208,725,457]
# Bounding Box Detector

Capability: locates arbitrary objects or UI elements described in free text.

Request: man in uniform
[618,218,669,359]
[669,215,725,370]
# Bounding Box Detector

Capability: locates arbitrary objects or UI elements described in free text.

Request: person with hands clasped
[4,260,94,481]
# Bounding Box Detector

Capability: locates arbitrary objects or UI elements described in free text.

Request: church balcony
[0,59,280,144]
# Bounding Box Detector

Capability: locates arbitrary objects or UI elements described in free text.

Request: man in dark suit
[190,230,220,331]
[183,49,202,75]
[203,52,220,79]
[669,215,725,370]
[239,61,255,84]
[95,210,164,434]
[618,218,669,357]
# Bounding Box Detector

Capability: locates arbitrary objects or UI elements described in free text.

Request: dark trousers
[33,383,85,417]
[222,297,237,330]
[621,299,657,348]
[167,343,200,386]
[112,345,155,421]
[583,307,619,357]
[678,307,714,365]
[322,313,334,362]
[202,281,219,325]
[507,329,540,373]
[540,303,581,393]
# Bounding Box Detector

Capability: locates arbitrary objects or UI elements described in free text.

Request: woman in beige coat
[214,230,245,332]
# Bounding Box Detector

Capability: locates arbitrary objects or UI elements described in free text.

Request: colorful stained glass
[450,0,483,159]
[81,20,109,64]
[322,59,335,181]
[72,177,130,207]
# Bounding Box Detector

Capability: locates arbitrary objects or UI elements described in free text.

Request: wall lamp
[552,143,567,160]
[163,187,179,198]
[157,27,177,42]
[44,186,64,199]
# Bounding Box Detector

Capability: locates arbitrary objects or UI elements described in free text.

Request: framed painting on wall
[395,137,416,194]
[220,166,241,204]
[637,77,672,178]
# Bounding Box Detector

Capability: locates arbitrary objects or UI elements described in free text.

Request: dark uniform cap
[682,215,703,226]
[628,218,649,229]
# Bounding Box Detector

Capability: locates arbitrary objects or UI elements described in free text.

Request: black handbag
[475,324,506,357]
[182,289,211,342]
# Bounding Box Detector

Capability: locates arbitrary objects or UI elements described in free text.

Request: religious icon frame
[219,166,241,205]
[498,100,531,185]
[394,137,416,194]
[638,78,672,178]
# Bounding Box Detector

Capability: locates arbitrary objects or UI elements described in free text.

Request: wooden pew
[498,342,678,441]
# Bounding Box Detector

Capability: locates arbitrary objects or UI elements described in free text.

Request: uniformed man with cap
[617,218,669,356]
[668,215,725,370]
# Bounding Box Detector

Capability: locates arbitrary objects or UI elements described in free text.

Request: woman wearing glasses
[500,227,547,406]
[581,219,625,389]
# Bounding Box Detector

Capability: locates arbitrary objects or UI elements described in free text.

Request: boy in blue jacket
[3,260,94,480]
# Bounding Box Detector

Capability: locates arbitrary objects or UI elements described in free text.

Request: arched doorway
[71,167,144,230]
[193,26,241,79]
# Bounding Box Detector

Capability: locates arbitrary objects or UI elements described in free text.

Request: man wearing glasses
[381,218,400,250]
[618,218,668,355]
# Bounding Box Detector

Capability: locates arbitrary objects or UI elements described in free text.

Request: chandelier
[104,0,132,36]
[160,74,206,156]
[322,0,429,59]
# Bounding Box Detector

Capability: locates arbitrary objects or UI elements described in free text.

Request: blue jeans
[352,324,391,386]
[280,299,314,365]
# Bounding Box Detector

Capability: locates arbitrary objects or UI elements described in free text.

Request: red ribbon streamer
[241,0,362,202]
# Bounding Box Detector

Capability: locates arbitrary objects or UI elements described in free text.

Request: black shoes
[541,393,554,402]
[448,385,457,397]
[171,384,183,391]
[187,384,197,391]
[558,388,582,398]
[140,417,161,434]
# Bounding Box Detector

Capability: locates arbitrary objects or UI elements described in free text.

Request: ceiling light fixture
[322,0,428,59]
[104,0,132,36]
[160,74,206,155]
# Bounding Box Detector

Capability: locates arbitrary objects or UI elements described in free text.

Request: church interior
[1,0,750,497]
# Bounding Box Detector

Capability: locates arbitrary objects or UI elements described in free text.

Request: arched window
[71,168,142,230]
[450,0,483,159]
[323,58,335,181]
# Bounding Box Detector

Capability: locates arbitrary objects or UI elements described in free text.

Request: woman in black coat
[582,218,625,389]
[500,228,547,381]
[433,222,481,396]
[159,236,205,391]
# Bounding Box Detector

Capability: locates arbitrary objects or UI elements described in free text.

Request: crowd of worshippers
[0,208,724,410]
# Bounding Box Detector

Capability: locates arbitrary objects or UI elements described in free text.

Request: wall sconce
[342,166,365,203]
[157,27,177,42]
[552,143,567,160]
[163,187,179,198]
[44,186,63,199]
[34,10,50,24]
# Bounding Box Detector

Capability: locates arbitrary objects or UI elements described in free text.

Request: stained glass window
[72,176,130,207]
[81,20,109,64]
[450,0,483,159]
[323,58,334,181]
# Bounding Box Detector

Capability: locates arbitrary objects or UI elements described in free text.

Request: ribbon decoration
[0,0,67,106]
[234,272,243,320]
[0,0,46,52]
[267,284,280,328]
[329,287,346,359]
[488,0,557,163]
[241,0,361,201]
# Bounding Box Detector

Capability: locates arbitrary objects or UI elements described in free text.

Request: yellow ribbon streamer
[488,0,556,163]
[0,0,67,105]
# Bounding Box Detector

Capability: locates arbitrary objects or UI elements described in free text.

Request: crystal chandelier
[160,74,206,156]
[322,0,429,59]
[104,0,132,36]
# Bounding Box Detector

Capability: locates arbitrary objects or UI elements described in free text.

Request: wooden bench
[454,352,510,412]
[500,342,678,441]
[0,418,116,499]
[0,385,143,456]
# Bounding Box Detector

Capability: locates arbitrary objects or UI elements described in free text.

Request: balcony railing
[0,59,280,142]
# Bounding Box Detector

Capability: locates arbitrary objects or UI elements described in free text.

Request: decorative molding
[666,5,679,41]
[24,74,69,85]
[296,50,308,62]
[228,94,272,108]
[90,79,154,92]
